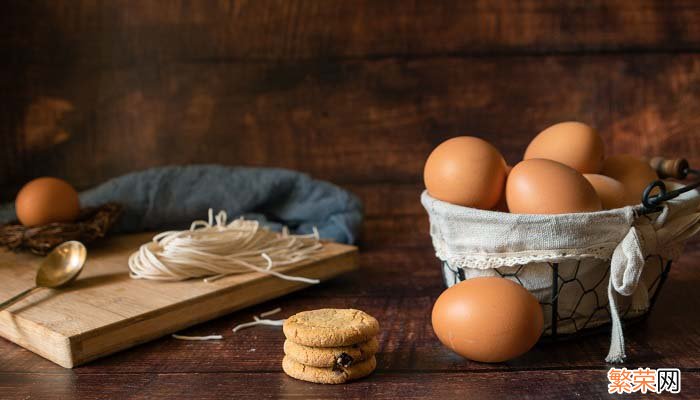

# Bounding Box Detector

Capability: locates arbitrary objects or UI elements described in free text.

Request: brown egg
[524,122,605,173]
[584,174,627,209]
[491,165,512,212]
[601,155,659,206]
[506,159,602,214]
[424,136,508,209]
[431,277,543,363]
[15,177,80,226]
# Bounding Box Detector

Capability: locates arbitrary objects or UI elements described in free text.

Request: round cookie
[284,337,379,368]
[282,355,377,384]
[283,309,379,347]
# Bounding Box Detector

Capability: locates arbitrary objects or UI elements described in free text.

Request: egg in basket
[422,122,700,363]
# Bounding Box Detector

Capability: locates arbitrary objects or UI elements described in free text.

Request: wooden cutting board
[0,233,358,368]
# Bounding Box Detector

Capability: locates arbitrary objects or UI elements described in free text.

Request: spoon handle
[0,286,39,312]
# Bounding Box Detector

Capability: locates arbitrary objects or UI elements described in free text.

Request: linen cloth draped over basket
[421,183,700,363]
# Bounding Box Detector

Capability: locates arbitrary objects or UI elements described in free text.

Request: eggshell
[15,177,80,226]
[491,165,512,212]
[583,174,627,209]
[431,277,543,363]
[506,159,602,214]
[601,155,659,206]
[524,122,605,173]
[424,136,507,209]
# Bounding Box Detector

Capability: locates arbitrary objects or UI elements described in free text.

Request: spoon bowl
[36,241,87,288]
[0,241,87,311]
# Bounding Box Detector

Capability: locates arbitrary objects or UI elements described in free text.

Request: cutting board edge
[0,311,74,368]
[66,245,359,368]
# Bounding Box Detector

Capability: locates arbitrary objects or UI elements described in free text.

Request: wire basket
[442,254,671,340]
[432,158,700,346]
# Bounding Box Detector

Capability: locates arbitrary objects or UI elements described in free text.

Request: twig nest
[0,203,122,255]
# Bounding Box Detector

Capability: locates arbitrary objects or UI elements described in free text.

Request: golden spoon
[0,241,87,311]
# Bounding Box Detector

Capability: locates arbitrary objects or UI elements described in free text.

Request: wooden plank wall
[2,1,700,247]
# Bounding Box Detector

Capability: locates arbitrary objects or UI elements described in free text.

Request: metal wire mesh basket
[442,254,670,339]
[434,158,700,343]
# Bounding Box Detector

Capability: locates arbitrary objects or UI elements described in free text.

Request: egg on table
[524,121,605,174]
[601,155,659,206]
[424,136,508,209]
[431,277,543,363]
[506,159,602,214]
[15,177,80,226]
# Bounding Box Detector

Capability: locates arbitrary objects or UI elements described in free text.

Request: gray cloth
[0,165,363,244]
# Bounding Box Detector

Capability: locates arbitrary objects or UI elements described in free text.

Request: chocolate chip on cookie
[282,355,377,384]
[282,308,380,384]
[283,337,379,368]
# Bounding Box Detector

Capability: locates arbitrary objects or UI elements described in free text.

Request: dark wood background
[3,0,700,247]
[1,1,700,398]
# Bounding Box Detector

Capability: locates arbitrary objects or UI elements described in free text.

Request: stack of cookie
[282,308,380,384]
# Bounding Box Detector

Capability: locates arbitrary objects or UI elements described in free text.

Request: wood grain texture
[2,55,700,193]
[0,222,697,397]
[3,0,700,65]
[2,3,700,252]
[3,370,699,400]
[2,1,700,398]
[0,233,357,368]
[0,238,698,374]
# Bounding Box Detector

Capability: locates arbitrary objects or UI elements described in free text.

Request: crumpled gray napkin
[0,165,363,244]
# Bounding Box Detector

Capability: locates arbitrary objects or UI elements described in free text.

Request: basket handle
[640,158,700,214]
[649,157,691,179]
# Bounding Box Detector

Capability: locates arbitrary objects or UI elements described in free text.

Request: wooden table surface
[1,233,698,399]
[3,1,700,398]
